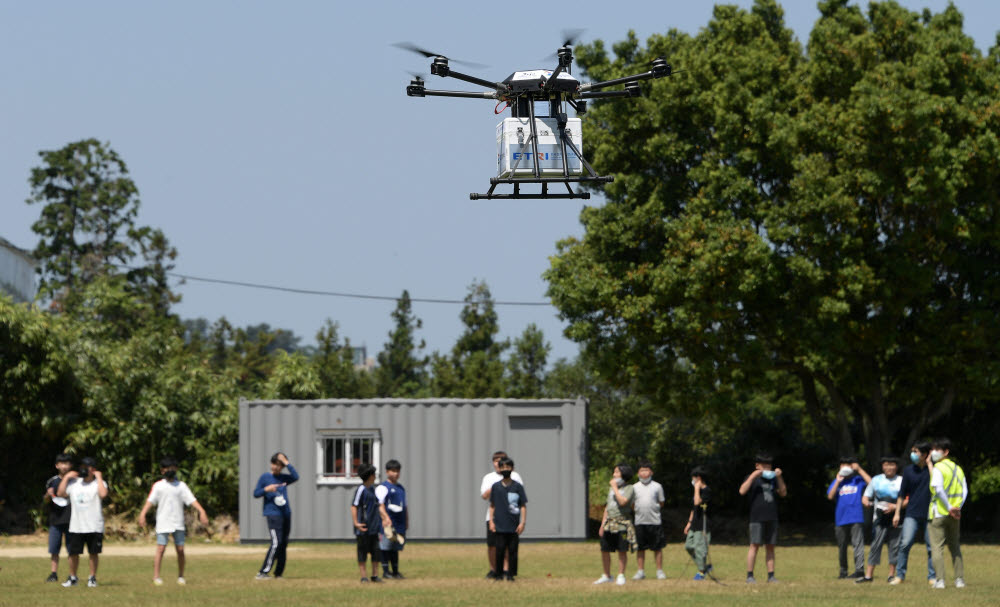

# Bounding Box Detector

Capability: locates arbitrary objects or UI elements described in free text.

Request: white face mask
[839,467,854,477]
[930,450,944,463]
[614,477,625,488]
[691,479,697,487]
[639,476,652,485]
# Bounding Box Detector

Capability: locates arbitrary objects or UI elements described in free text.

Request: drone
[396,34,672,200]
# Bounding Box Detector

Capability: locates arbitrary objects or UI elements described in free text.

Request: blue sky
[2,1,997,364]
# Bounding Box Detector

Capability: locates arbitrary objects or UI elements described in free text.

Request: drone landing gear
[470,175,612,200]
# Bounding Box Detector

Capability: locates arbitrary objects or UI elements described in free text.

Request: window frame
[315,429,381,486]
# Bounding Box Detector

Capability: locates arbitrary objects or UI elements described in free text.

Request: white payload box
[496,117,583,178]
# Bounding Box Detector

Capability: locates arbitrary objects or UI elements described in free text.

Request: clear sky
[2,1,997,364]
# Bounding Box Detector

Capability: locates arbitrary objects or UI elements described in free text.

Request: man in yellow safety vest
[926,437,968,589]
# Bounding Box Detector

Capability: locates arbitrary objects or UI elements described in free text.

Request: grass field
[2,540,999,606]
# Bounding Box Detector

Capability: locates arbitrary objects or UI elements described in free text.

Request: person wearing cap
[253,451,298,580]
[926,438,968,589]
[739,453,786,584]
[138,457,210,586]
[56,456,108,588]
[890,441,936,585]
[856,456,903,584]
[826,456,871,579]
[44,453,74,582]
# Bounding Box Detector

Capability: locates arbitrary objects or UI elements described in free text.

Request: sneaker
[746,576,757,584]
[255,573,270,580]
[87,577,98,587]
[887,575,894,583]
[154,578,164,586]
[505,573,515,582]
[656,569,667,580]
[360,577,369,583]
[393,572,405,580]
[371,576,382,583]
[889,577,904,585]
[838,572,848,579]
[62,576,78,587]
[848,571,865,579]
[177,577,186,585]
[632,570,646,580]
[46,572,59,583]
[615,574,626,586]
[767,576,779,584]
[955,578,966,588]
[593,574,613,585]
[693,573,706,581]
[485,570,497,580]
[933,579,945,589]
[855,577,873,584]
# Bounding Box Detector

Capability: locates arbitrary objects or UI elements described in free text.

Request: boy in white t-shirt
[138,457,209,586]
[632,461,667,580]
[56,456,108,588]
[480,450,525,579]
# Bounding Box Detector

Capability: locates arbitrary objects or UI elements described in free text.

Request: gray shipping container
[239,398,588,542]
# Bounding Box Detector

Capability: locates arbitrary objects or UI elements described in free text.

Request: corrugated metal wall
[239,398,588,542]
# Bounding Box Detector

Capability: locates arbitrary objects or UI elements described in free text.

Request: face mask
[639,476,652,485]
[500,470,512,479]
[274,494,286,507]
[615,477,625,488]
[839,467,854,477]
[910,452,920,464]
[761,470,776,480]
[691,479,697,487]
[164,469,177,480]
[931,450,944,463]
[79,466,90,477]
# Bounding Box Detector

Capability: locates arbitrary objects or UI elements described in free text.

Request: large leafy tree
[504,323,551,398]
[376,290,429,397]
[26,139,178,313]
[546,0,1000,465]
[432,280,508,397]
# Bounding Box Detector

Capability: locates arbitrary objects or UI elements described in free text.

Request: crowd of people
[40,439,968,589]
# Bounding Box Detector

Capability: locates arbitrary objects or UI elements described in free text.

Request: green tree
[376,290,429,397]
[26,139,178,312]
[313,320,375,398]
[504,323,551,398]
[545,0,1000,466]
[432,280,508,397]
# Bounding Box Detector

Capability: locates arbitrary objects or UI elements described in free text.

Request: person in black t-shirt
[738,453,787,584]
[684,466,712,580]
[890,441,936,585]
[44,453,74,582]
[488,457,527,581]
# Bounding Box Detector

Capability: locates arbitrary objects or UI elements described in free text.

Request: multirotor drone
[396,34,672,200]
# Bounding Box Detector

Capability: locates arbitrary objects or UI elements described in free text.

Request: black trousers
[495,532,520,577]
[260,513,291,576]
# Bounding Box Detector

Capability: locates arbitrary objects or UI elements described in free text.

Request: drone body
[397,39,672,200]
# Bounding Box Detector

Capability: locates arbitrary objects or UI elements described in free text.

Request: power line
[166,270,554,307]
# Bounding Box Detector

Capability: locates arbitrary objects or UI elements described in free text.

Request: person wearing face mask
[480,450,525,580]
[926,438,967,589]
[738,453,787,584]
[856,456,903,584]
[594,463,636,586]
[826,456,871,579]
[631,461,666,581]
[890,441,935,586]
[684,466,712,580]
[138,457,209,586]
[488,458,527,581]
[56,457,108,587]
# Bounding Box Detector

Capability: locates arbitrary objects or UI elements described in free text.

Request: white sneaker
[153,578,164,586]
[656,569,667,580]
[616,574,626,586]
[177,577,186,585]
[632,570,645,580]
[593,574,613,585]
[955,578,965,588]
[933,579,945,589]
[87,576,98,588]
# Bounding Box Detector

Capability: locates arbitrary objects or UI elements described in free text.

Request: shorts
[67,532,103,556]
[485,521,497,547]
[635,524,666,551]
[379,532,405,552]
[156,530,186,546]
[749,521,778,546]
[356,534,381,562]
[600,529,630,553]
[48,523,70,555]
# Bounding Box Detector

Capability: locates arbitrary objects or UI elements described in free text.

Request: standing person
[684,466,712,580]
[488,457,527,582]
[480,450,524,580]
[253,452,298,580]
[856,456,903,583]
[352,464,382,582]
[593,463,636,586]
[826,456,871,579]
[631,461,666,581]
[375,459,408,579]
[44,454,73,582]
[926,438,968,589]
[738,453,786,584]
[137,457,210,585]
[56,457,108,588]
[890,441,936,586]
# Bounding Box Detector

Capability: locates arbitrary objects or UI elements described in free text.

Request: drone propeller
[392,42,488,69]
[539,29,585,63]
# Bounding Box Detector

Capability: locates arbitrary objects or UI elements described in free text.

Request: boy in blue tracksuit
[352,464,383,582]
[253,452,298,580]
[376,459,408,579]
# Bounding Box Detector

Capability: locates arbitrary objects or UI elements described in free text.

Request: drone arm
[578,59,671,92]
[408,87,498,99]
[578,89,637,99]
[438,68,507,94]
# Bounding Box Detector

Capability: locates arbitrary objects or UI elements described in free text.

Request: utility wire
[165,270,554,307]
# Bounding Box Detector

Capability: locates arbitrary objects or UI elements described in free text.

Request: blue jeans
[896,516,935,581]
